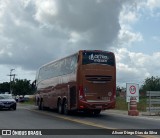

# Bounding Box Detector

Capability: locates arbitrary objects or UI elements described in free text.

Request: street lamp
[10,69,15,94]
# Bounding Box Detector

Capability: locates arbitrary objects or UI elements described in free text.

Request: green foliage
[21,97,35,105]
[116,86,126,97]
[116,86,121,97]
[0,82,10,93]
[115,76,160,111]
[140,76,160,93]
[0,79,35,95]
[115,97,147,111]
[115,97,128,110]
[12,79,33,96]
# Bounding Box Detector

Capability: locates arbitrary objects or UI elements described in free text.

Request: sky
[0,0,160,87]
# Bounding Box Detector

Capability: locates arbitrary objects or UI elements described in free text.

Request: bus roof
[39,52,78,70]
[38,50,114,70]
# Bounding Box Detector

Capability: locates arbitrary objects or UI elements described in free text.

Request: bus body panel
[76,50,116,111]
[37,72,77,109]
[35,50,116,114]
[83,66,115,100]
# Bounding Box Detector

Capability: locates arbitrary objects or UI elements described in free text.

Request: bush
[21,97,35,105]
[115,97,128,110]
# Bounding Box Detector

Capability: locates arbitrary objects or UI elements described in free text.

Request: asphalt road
[0,104,159,138]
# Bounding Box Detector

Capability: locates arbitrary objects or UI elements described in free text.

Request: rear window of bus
[82,51,115,66]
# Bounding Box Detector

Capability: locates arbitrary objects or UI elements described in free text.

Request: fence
[146,91,160,115]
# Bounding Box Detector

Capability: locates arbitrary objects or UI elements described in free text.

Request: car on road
[0,94,17,110]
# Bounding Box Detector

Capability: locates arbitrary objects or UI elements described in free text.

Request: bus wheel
[38,99,43,110]
[58,100,63,114]
[63,100,69,115]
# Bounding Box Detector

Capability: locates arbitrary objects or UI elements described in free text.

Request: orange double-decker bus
[35,50,116,115]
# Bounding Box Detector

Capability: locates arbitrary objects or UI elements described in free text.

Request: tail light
[79,85,86,101]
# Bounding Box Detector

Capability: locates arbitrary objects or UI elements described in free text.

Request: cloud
[0,0,159,85]
[0,1,67,70]
[119,1,139,24]
[117,0,144,48]
[118,29,143,46]
[34,0,125,50]
[115,48,160,86]
[146,0,160,9]
[136,0,160,17]
[0,0,131,71]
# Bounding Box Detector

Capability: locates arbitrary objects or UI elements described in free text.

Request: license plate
[4,105,10,108]
[101,97,110,100]
[95,106,102,109]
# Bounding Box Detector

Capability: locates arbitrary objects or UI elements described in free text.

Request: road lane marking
[24,107,157,138]
[25,108,114,129]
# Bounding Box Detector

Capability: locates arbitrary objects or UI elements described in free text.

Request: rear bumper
[78,100,116,110]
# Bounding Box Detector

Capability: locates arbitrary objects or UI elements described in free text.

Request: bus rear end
[77,50,116,114]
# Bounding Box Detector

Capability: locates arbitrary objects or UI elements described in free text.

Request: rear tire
[38,99,43,110]
[63,100,69,115]
[58,100,63,114]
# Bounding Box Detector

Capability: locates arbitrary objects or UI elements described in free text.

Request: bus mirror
[31,80,37,90]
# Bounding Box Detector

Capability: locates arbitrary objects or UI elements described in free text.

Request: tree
[140,76,160,93]
[116,86,126,97]
[0,82,10,93]
[12,79,33,96]
[116,86,121,96]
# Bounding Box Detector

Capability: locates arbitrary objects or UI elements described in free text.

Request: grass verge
[115,97,147,111]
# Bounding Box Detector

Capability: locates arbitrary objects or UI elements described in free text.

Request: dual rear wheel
[38,98,44,110]
[57,100,69,115]
[38,99,101,116]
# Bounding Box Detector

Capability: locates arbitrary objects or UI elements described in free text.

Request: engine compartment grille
[85,75,112,83]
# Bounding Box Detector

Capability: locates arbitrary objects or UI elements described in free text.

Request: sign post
[126,83,139,116]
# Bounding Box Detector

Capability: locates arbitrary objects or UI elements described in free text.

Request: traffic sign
[126,83,139,102]
[129,85,136,94]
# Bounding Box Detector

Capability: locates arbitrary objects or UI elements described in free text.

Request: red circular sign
[129,85,136,94]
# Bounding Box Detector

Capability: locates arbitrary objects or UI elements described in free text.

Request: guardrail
[146,91,160,115]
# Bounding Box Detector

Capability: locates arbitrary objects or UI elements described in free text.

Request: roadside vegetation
[115,97,147,111]
[0,76,160,112]
[116,76,160,111]
[0,79,35,96]
[21,97,35,105]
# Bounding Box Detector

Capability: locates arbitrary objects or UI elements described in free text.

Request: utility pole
[7,69,15,94]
